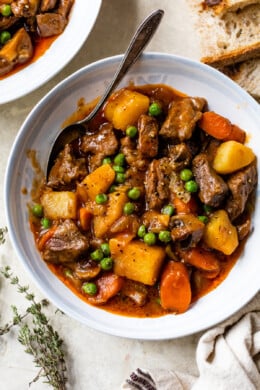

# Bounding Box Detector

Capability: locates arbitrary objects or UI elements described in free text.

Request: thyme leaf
[0,229,68,389]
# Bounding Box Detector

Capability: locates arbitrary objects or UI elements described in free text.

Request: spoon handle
[80,9,164,123]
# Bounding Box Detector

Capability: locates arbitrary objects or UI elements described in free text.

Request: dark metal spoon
[46,9,164,178]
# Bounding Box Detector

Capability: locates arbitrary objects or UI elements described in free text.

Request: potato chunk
[110,237,165,285]
[213,140,255,174]
[104,89,150,130]
[93,191,128,238]
[203,210,238,255]
[80,164,115,201]
[41,191,77,219]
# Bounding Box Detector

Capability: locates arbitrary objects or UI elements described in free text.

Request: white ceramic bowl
[0,0,102,104]
[5,53,260,339]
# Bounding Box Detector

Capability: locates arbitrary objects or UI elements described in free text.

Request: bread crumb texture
[186,1,260,67]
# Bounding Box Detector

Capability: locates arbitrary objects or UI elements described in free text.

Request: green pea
[115,172,126,183]
[102,157,112,165]
[180,168,193,182]
[41,217,51,229]
[162,204,174,216]
[127,187,141,200]
[32,203,43,218]
[1,4,12,16]
[95,193,108,204]
[198,215,208,224]
[137,225,146,238]
[144,232,157,246]
[185,180,198,193]
[100,257,113,271]
[203,204,213,214]
[82,282,97,296]
[149,102,162,116]
[101,242,110,256]
[0,30,11,45]
[158,230,171,243]
[126,125,138,138]
[90,248,104,262]
[114,153,125,166]
[113,165,125,173]
[123,202,135,215]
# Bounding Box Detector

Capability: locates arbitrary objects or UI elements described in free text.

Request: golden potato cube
[213,140,255,174]
[110,238,166,286]
[203,210,238,255]
[41,191,77,219]
[81,164,115,201]
[93,191,128,238]
[104,89,150,130]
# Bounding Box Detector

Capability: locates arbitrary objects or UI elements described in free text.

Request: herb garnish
[0,227,68,389]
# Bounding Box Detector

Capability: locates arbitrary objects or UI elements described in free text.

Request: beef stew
[30,83,257,317]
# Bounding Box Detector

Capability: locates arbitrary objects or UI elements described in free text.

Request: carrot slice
[198,111,246,143]
[180,247,220,274]
[160,261,191,313]
[88,273,124,305]
[79,207,92,231]
[173,196,198,215]
[37,225,57,251]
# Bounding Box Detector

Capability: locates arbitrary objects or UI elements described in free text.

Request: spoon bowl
[46,9,164,177]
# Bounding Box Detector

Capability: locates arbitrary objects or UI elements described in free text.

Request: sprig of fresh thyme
[0,227,68,389]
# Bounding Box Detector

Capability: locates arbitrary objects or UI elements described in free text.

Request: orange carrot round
[180,247,220,274]
[160,261,191,313]
[173,196,198,215]
[198,111,246,143]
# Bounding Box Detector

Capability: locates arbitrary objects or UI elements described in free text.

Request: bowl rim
[4,52,260,340]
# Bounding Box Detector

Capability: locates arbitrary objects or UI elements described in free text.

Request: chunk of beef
[168,143,192,171]
[121,136,149,190]
[192,153,228,207]
[40,0,58,12]
[80,123,118,171]
[121,136,149,170]
[47,143,87,189]
[0,27,33,76]
[145,159,170,210]
[11,0,41,17]
[160,97,207,141]
[225,160,257,221]
[42,219,89,263]
[137,114,158,158]
[170,214,205,248]
[36,12,67,36]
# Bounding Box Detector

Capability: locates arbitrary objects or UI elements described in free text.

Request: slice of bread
[204,0,260,15]
[219,58,260,101]
[186,1,260,67]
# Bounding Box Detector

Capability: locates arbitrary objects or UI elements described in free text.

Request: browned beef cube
[137,114,158,158]
[80,123,118,171]
[225,160,257,221]
[36,13,67,36]
[192,153,228,207]
[42,219,89,263]
[48,143,87,189]
[160,97,207,141]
